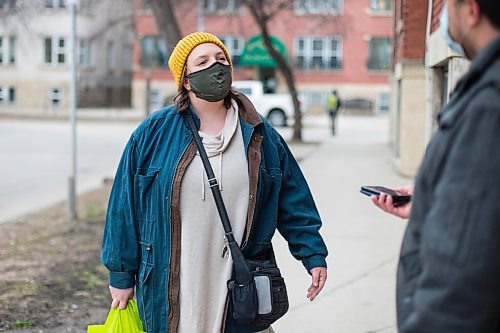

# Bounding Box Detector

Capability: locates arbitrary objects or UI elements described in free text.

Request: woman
[101,32,328,333]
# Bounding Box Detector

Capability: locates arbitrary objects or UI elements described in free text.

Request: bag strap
[184,112,253,285]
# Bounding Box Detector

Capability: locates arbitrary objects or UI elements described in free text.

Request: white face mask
[440,4,466,56]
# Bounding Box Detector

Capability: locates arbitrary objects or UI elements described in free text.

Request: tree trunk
[244,1,302,141]
[149,0,182,54]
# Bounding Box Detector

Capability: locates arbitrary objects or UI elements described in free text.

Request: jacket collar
[438,37,500,128]
[232,91,263,127]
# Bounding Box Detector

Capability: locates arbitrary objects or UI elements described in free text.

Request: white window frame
[0,35,16,65]
[49,88,63,106]
[367,36,390,71]
[106,41,114,70]
[0,0,16,11]
[121,44,133,71]
[294,36,342,70]
[376,92,390,112]
[79,39,91,68]
[204,0,240,13]
[217,35,244,65]
[8,36,15,64]
[44,37,67,65]
[140,35,168,68]
[370,0,391,12]
[0,86,16,104]
[294,0,343,14]
[44,0,66,8]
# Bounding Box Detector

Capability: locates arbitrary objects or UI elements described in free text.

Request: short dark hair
[477,0,500,29]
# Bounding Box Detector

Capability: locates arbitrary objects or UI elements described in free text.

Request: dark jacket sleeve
[401,101,500,332]
[275,134,328,272]
[101,135,140,289]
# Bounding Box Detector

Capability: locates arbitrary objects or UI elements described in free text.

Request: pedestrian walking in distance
[101,32,328,333]
[325,90,342,135]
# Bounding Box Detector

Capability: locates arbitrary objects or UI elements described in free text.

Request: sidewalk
[274,114,412,333]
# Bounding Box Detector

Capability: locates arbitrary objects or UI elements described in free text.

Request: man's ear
[466,0,482,27]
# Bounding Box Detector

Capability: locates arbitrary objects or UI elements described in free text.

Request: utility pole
[145,68,152,117]
[68,0,78,220]
[198,0,205,32]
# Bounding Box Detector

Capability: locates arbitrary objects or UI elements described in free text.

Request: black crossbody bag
[184,113,289,326]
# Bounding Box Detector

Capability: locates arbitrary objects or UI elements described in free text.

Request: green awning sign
[239,35,288,68]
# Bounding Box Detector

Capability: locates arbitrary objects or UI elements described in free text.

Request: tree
[146,0,181,54]
[242,0,303,141]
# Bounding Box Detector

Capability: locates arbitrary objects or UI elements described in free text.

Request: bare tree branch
[243,0,304,141]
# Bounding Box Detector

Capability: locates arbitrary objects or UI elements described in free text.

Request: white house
[0,0,135,111]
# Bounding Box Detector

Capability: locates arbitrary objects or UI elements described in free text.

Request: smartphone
[360,186,412,206]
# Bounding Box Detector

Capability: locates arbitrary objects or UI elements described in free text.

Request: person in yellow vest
[325,90,342,135]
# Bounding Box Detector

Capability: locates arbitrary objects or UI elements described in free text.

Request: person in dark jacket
[370,0,500,332]
[101,32,328,333]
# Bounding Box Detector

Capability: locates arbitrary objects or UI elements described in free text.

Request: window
[44,37,66,65]
[121,44,133,71]
[294,0,342,13]
[8,37,15,64]
[57,38,66,63]
[79,39,91,67]
[49,88,62,106]
[80,0,91,11]
[367,37,390,70]
[204,0,241,13]
[218,36,244,65]
[149,89,160,109]
[376,92,390,112]
[0,36,16,65]
[294,36,342,70]
[370,0,391,12]
[0,87,16,104]
[106,41,114,70]
[0,0,16,11]
[299,91,329,108]
[44,0,66,8]
[140,36,168,67]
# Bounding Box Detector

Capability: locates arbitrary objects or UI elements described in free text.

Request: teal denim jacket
[101,96,328,333]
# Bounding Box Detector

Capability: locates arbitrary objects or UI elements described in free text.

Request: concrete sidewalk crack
[288,256,397,312]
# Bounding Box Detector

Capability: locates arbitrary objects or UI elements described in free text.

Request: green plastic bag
[88,299,145,333]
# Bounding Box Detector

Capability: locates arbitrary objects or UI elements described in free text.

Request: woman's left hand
[307,267,327,301]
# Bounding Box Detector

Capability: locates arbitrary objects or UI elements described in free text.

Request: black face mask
[187,62,232,102]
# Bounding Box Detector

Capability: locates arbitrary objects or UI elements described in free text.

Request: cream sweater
[178,104,249,333]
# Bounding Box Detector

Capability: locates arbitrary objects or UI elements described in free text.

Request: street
[0,113,411,332]
[0,119,136,223]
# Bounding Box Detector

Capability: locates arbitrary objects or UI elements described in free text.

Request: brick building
[390,0,469,176]
[132,0,394,114]
[390,0,429,176]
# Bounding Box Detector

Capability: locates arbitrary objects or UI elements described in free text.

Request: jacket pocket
[134,167,161,219]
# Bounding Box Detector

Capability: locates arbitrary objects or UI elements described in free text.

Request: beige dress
[178,104,251,333]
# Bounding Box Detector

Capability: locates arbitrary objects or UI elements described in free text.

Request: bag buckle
[208,177,219,188]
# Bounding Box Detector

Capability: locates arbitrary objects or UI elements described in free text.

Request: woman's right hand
[370,185,414,219]
[109,285,134,310]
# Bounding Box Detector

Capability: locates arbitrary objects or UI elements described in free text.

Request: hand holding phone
[362,185,414,219]
[360,186,412,206]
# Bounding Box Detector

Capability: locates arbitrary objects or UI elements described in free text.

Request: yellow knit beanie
[168,32,233,89]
